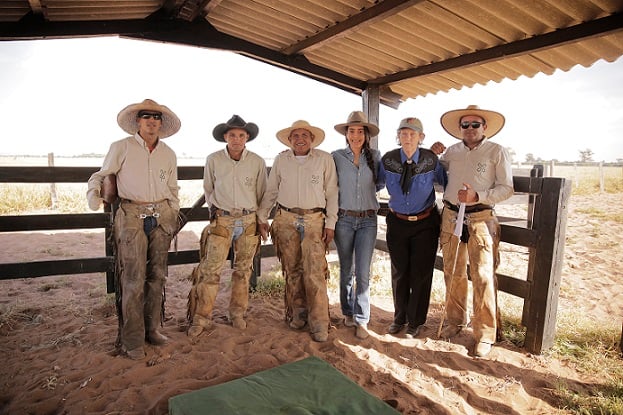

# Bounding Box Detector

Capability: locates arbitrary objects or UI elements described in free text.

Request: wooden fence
[0,165,570,354]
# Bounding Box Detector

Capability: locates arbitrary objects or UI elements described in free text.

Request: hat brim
[440,108,505,139]
[212,123,259,142]
[276,125,325,148]
[334,122,379,137]
[117,100,181,139]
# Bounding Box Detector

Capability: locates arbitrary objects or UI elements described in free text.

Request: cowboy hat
[117,99,181,138]
[440,105,505,139]
[276,120,325,148]
[212,114,259,142]
[334,111,380,137]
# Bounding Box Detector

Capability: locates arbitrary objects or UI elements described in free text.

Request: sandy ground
[0,193,621,414]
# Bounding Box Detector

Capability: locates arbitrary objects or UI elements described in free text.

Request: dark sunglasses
[460,121,484,129]
[138,112,162,120]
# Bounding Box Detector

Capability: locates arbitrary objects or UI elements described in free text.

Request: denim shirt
[332,147,385,211]
[381,147,447,214]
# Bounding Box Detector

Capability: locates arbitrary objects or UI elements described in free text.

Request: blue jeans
[334,214,378,325]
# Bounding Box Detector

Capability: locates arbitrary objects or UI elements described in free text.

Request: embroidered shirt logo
[477,162,487,175]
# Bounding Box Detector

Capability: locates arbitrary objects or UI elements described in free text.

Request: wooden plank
[0,166,99,182]
[498,274,529,298]
[0,212,111,232]
[500,224,537,247]
[168,250,200,265]
[0,166,205,183]
[0,257,113,279]
[523,177,571,354]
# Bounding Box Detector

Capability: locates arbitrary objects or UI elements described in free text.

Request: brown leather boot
[146,330,169,345]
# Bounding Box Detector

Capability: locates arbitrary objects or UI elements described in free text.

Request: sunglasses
[138,112,162,120]
[460,121,484,129]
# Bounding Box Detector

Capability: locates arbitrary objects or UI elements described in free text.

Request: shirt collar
[400,147,420,163]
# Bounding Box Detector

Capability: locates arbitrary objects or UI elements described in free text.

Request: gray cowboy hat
[334,111,380,137]
[440,105,505,139]
[212,114,259,142]
[117,99,181,138]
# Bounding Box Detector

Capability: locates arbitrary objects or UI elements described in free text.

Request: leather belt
[121,199,165,218]
[443,200,492,213]
[122,199,166,206]
[338,209,376,218]
[391,205,436,222]
[278,204,325,215]
[212,207,255,218]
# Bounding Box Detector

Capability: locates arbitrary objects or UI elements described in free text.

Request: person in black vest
[380,117,446,338]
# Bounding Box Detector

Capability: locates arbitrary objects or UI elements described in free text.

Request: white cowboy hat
[276,120,325,148]
[117,99,181,138]
[334,111,380,137]
[440,105,505,139]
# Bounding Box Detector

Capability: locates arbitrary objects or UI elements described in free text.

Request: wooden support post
[523,177,571,353]
[362,86,380,151]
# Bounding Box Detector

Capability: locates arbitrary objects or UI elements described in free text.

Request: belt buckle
[408,215,418,221]
[230,208,243,217]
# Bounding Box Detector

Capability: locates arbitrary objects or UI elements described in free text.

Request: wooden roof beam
[282,0,424,55]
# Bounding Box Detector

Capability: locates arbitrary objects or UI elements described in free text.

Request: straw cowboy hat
[212,114,259,142]
[276,120,325,148]
[117,99,181,138]
[440,105,505,139]
[334,111,380,137]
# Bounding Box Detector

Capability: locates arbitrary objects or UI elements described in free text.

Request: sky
[0,36,622,163]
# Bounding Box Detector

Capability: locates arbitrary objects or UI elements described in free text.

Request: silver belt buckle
[230,208,243,217]
[139,204,161,219]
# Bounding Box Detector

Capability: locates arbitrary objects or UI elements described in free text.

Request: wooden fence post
[48,153,58,210]
[523,177,571,353]
[599,161,604,193]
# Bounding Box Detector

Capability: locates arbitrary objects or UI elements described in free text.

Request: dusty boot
[123,346,145,361]
[289,307,307,330]
[310,322,329,342]
[311,330,328,342]
[229,312,247,330]
[188,316,213,338]
[146,330,169,345]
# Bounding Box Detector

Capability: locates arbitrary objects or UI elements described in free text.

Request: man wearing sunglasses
[432,105,513,357]
[87,99,181,360]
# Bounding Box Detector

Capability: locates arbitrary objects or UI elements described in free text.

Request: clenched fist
[87,188,103,211]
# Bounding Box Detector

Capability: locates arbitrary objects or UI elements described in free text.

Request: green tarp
[169,356,400,414]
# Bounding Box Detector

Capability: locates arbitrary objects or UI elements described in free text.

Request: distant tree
[579,149,594,162]
[525,153,536,163]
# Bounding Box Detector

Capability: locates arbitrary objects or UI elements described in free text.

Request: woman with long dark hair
[332,111,384,339]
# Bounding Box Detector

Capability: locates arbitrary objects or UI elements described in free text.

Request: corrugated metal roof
[1,0,622,106]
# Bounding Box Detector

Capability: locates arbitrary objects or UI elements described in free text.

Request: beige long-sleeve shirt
[258,148,339,229]
[439,139,513,206]
[203,147,267,212]
[87,134,179,210]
